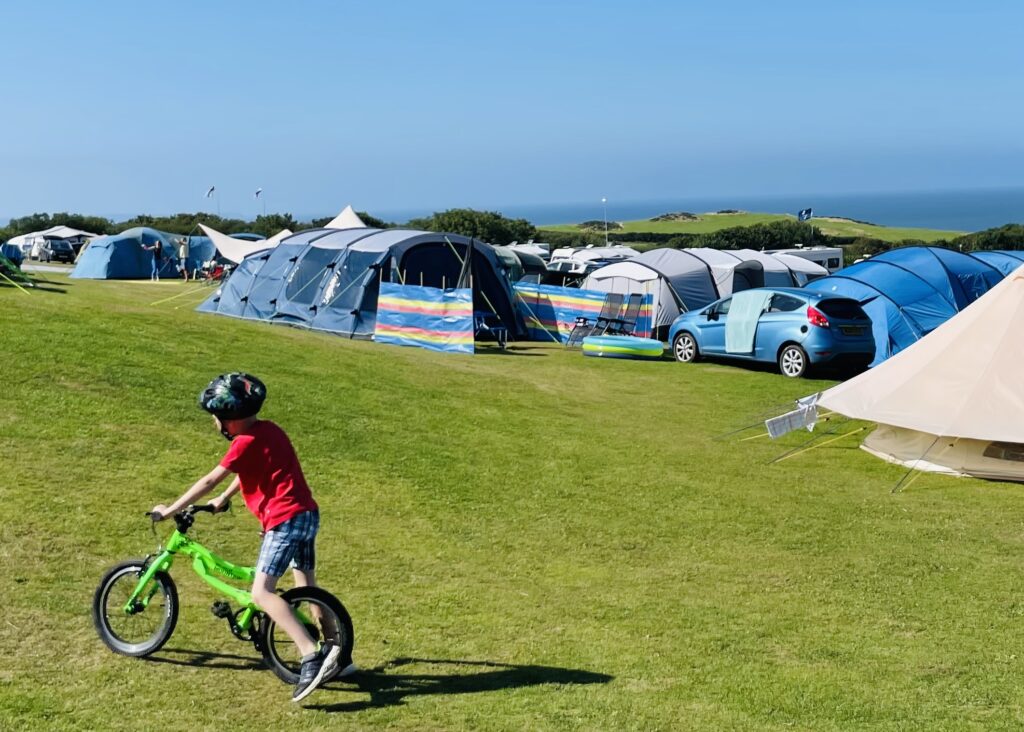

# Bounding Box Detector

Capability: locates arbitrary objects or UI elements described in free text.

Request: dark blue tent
[969,250,1024,276]
[197,228,526,341]
[70,227,180,279]
[1,243,24,266]
[805,246,1004,366]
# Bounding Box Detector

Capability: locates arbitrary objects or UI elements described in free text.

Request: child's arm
[151,465,232,520]
[207,476,241,513]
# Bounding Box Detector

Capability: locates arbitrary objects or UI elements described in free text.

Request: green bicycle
[91,504,355,684]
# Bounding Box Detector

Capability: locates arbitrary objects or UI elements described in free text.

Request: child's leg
[251,572,318,658]
[293,567,316,588]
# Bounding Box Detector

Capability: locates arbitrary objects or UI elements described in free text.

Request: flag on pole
[797,208,813,221]
[205,185,216,198]
[254,188,263,199]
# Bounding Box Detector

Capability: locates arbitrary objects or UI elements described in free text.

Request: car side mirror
[706,311,717,321]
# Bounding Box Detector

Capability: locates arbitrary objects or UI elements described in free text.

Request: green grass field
[541,212,962,243]
[3,275,1024,730]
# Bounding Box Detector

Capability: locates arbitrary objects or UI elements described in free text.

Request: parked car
[668,288,874,377]
[39,240,76,264]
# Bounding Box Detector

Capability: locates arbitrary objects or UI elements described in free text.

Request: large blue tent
[197,228,526,341]
[70,227,180,279]
[969,250,1024,276]
[805,246,1004,366]
[70,228,218,279]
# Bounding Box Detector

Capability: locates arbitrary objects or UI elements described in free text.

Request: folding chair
[475,314,508,349]
[608,293,643,335]
[565,293,624,347]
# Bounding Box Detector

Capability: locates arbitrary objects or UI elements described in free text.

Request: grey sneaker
[292,643,341,702]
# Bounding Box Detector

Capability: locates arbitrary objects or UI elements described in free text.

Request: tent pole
[891,435,943,493]
[767,421,845,463]
[715,406,833,440]
[0,270,31,295]
[772,425,869,464]
[513,290,560,343]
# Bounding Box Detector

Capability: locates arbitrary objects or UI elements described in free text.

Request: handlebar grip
[193,504,217,514]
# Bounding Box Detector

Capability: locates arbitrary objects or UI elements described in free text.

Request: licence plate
[840,325,864,336]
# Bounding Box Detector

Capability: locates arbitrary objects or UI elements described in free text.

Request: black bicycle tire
[92,559,179,657]
[259,586,354,685]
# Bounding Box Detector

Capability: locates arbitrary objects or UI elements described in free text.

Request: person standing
[142,238,165,281]
[177,237,190,282]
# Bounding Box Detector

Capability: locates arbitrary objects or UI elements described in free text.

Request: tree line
[0,208,536,248]
[3,208,1019,265]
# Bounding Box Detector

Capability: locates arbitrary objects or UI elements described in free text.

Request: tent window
[983,443,1024,462]
[285,248,339,305]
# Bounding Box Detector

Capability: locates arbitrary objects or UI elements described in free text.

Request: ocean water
[378,187,1024,233]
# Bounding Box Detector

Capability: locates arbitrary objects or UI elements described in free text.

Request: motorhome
[765,246,844,273]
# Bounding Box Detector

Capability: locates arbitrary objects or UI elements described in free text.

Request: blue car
[668,287,874,377]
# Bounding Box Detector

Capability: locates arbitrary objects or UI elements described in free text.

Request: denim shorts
[256,510,319,577]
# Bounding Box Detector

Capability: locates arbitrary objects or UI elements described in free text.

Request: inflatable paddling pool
[581,335,664,360]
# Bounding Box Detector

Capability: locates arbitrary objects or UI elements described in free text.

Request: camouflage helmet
[198,373,267,420]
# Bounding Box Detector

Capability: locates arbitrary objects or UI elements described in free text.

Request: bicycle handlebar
[146,502,223,524]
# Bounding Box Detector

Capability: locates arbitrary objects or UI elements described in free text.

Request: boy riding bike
[150,372,354,701]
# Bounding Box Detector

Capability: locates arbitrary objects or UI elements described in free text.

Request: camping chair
[608,293,643,336]
[201,261,231,285]
[565,292,624,347]
[474,313,508,349]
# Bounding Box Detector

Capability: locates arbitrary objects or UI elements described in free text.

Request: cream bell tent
[815,264,1024,481]
[325,205,367,229]
[198,224,293,264]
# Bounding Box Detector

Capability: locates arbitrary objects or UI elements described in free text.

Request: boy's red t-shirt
[219,420,318,531]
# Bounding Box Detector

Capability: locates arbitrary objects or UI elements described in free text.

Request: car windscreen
[817,298,868,320]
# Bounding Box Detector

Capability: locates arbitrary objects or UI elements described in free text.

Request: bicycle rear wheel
[259,586,354,684]
[92,559,178,657]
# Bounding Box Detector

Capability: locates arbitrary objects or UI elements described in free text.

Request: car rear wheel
[673,332,699,363]
[778,344,808,378]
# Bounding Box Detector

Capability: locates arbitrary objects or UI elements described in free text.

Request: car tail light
[807,305,830,328]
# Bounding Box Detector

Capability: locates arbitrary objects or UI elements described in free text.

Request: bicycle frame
[124,527,262,633]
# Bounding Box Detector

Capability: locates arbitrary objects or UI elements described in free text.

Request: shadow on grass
[307,657,613,712]
[143,647,264,672]
[696,354,867,382]
[475,345,548,357]
[0,279,69,294]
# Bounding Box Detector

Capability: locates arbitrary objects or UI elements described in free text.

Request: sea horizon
[3,186,1022,235]
[374,186,1024,233]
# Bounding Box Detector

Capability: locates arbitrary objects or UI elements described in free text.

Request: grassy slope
[542,212,962,243]
[3,276,1024,730]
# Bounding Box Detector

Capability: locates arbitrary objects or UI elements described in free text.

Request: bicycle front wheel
[259,586,354,684]
[92,559,178,657]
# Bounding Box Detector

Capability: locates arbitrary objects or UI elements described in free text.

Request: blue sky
[1,1,1021,220]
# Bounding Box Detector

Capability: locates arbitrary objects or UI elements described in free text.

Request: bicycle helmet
[198,373,267,422]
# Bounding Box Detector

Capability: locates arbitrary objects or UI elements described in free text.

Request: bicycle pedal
[210,600,233,619]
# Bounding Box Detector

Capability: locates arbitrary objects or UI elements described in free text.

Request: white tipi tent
[325,205,367,229]
[198,224,293,264]
[817,264,1024,481]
